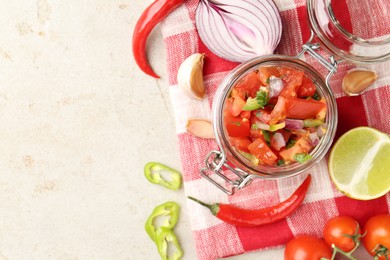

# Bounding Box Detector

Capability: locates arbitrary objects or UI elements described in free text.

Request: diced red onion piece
[285,118,304,130]
[271,132,286,151]
[269,76,284,98]
[255,121,270,130]
[317,124,327,137]
[309,132,320,146]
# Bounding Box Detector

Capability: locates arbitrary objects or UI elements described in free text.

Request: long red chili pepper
[132,0,185,78]
[188,174,311,227]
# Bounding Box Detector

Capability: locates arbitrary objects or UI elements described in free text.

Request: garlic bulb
[177,53,206,99]
[342,69,378,96]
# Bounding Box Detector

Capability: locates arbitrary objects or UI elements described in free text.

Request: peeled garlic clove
[186,118,214,139]
[177,53,206,99]
[342,69,378,96]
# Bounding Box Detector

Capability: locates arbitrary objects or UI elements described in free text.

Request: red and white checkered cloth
[160,0,390,259]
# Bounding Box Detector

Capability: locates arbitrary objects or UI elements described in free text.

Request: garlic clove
[177,53,206,99]
[186,118,214,139]
[342,69,378,96]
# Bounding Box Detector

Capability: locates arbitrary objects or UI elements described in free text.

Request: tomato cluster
[284,214,390,260]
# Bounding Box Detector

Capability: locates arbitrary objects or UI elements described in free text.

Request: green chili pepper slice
[145,201,180,241]
[144,162,182,190]
[155,227,184,260]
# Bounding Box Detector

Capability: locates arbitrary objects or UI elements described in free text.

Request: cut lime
[328,127,390,200]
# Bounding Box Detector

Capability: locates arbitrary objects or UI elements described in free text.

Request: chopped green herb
[294,153,313,163]
[266,78,270,85]
[277,159,285,166]
[262,130,271,144]
[312,91,321,101]
[303,119,324,127]
[255,88,269,108]
[231,122,241,126]
[251,124,258,130]
[286,139,297,149]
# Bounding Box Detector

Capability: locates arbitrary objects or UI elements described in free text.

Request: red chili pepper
[132,0,185,78]
[188,174,311,227]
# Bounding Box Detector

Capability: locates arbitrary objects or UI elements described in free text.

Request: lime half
[329,127,390,200]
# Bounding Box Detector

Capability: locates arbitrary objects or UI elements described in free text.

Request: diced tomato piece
[230,137,252,153]
[250,128,263,140]
[269,96,286,124]
[258,67,280,85]
[285,97,326,119]
[240,110,251,119]
[231,96,246,117]
[248,138,278,165]
[297,75,316,98]
[225,113,251,137]
[279,137,312,162]
[235,71,262,98]
[231,88,247,100]
[279,67,304,98]
[253,107,272,123]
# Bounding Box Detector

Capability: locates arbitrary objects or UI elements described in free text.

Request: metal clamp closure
[200,151,253,195]
[296,31,339,87]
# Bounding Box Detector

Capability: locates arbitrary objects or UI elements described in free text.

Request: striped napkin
[160,0,390,259]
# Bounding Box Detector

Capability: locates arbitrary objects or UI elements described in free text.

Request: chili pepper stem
[187,196,219,216]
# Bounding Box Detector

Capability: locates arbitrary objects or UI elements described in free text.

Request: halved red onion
[285,118,304,130]
[195,0,282,62]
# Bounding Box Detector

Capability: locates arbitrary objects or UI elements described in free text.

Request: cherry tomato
[248,138,278,165]
[285,97,326,119]
[284,235,332,260]
[297,75,316,98]
[323,216,361,252]
[362,214,390,260]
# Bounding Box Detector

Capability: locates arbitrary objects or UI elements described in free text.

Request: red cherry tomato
[362,214,390,260]
[284,235,332,260]
[323,216,361,252]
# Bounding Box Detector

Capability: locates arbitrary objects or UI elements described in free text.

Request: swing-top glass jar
[201,0,390,194]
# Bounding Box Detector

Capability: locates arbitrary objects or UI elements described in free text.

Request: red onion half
[195,0,282,62]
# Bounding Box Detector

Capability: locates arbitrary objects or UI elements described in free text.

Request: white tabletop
[0,1,343,259]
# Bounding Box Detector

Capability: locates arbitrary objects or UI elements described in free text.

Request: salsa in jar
[224,66,327,167]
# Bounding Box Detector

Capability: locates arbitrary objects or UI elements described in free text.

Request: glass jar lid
[307,0,390,63]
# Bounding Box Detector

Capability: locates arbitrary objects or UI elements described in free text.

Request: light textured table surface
[0,1,319,259]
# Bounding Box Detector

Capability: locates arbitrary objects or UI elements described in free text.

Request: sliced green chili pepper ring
[156,226,184,260]
[145,201,180,241]
[144,162,182,190]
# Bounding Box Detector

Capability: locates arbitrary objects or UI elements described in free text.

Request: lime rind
[329,127,390,200]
